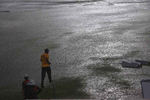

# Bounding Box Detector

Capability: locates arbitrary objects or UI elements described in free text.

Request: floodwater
[0,0,150,99]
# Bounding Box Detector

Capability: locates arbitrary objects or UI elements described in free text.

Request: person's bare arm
[46,59,51,64]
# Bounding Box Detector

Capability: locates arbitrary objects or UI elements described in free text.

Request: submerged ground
[0,0,150,99]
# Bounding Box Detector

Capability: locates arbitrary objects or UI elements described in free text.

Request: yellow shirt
[41,53,50,67]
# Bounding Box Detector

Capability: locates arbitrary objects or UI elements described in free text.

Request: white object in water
[141,79,150,99]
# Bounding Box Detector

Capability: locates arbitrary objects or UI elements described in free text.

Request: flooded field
[0,0,150,99]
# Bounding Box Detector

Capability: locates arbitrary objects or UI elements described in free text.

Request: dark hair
[24,76,29,80]
[45,48,49,53]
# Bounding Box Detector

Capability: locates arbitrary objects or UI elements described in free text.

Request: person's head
[24,74,29,80]
[44,48,49,54]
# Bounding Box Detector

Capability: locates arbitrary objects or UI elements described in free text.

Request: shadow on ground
[0,77,89,100]
[38,77,90,99]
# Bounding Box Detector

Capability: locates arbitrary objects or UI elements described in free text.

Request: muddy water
[0,0,150,99]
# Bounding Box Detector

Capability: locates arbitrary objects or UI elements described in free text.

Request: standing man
[40,48,52,88]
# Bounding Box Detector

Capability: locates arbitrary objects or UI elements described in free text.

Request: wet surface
[0,0,150,99]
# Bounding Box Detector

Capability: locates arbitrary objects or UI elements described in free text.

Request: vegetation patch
[99,56,122,61]
[87,63,130,88]
[38,77,89,99]
[123,50,139,59]
[46,42,60,49]
[0,86,22,100]
[87,63,121,76]
[63,32,73,35]
[109,75,131,89]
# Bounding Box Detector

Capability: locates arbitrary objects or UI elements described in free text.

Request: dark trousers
[24,85,41,99]
[41,67,52,86]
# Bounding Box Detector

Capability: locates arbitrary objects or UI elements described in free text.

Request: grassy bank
[0,86,22,100]
[0,77,89,100]
[38,77,89,99]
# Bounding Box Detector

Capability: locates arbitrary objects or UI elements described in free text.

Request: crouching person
[22,74,41,99]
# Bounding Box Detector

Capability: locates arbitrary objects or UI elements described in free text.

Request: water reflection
[0,0,150,99]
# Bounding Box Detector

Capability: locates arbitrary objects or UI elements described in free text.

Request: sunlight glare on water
[0,0,150,99]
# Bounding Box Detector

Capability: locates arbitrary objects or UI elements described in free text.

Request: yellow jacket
[41,53,50,67]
